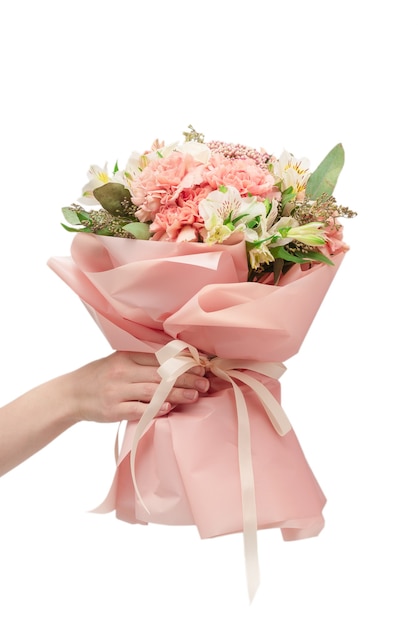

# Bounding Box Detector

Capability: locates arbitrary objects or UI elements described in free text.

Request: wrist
[45,370,83,428]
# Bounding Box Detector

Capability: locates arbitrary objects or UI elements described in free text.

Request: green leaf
[122,222,151,239]
[273,258,284,285]
[61,206,86,225]
[281,186,296,205]
[271,247,305,263]
[231,212,250,226]
[60,222,91,233]
[302,250,335,265]
[93,182,133,217]
[272,245,335,266]
[306,143,345,200]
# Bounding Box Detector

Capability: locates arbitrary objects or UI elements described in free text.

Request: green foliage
[61,207,92,232]
[93,182,134,217]
[60,222,91,233]
[272,245,334,266]
[61,206,90,225]
[280,186,296,206]
[273,258,284,285]
[305,143,345,200]
[123,222,151,239]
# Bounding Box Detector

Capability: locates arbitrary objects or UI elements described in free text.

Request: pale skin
[0,351,209,478]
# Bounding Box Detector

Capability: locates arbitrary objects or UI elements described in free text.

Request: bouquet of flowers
[48,126,356,600]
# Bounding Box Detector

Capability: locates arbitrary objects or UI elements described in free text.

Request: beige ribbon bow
[129,339,292,602]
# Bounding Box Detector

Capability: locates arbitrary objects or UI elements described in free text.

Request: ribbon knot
[129,339,292,602]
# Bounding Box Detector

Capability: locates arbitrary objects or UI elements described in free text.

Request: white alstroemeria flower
[199,186,266,244]
[250,198,280,243]
[118,151,145,182]
[176,141,211,164]
[269,217,326,247]
[286,222,327,246]
[120,143,180,185]
[265,198,280,231]
[145,141,179,160]
[270,216,299,244]
[271,150,310,199]
[80,164,112,205]
[203,214,235,245]
[248,242,275,270]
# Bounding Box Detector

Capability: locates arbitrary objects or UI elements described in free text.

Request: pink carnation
[130,152,204,220]
[203,153,275,197]
[321,218,349,256]
[149,190,207,242]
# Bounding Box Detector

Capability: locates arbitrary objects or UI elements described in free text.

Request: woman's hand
[0,350,210,477]
[70,350,210,423]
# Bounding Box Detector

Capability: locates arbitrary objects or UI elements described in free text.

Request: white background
[0,1,416,624]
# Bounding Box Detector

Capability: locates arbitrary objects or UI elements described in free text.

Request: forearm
[0,373,78,477]
[0,351,209,478]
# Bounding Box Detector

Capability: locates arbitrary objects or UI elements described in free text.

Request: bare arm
[0,351,209,477]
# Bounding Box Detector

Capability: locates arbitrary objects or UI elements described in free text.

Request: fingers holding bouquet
[75,350,210,423]
[128,351,210,417]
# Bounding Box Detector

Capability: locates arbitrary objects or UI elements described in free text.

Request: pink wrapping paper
[48,233,344,595]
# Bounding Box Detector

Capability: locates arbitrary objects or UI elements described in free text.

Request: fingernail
[159,402,171,412]
[195,379,209,392]
[184,389,198,400]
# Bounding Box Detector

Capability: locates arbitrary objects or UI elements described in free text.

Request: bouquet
[48,126,356,600]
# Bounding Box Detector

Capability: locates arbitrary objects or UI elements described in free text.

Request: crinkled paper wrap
[48,233,344,598]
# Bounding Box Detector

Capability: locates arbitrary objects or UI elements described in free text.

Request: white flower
[269,216,299,246]
[118,151,145,182]
[199,186,266,244]
[251,215,327,267]
[176,141,211,164]
[119,143,179,184]
[80,164,112,205]
[269,218,326,247]
[285,222,326,246]
[248,243,275,270]
[249,198,280,243]
[271,150,310,199]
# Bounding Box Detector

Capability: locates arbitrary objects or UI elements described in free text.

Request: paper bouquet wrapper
[48,233,343,597]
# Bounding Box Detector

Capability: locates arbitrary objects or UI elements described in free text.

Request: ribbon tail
[130,343,203,515]
[230,369,292,436]
[130,377,177,514]
[229,377,260,603]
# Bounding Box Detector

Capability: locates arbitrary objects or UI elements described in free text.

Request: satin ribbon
[129,339,292,602]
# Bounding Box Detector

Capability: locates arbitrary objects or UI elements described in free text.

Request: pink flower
[130,151,205,220]
[177,184,212,211]
[203,153,275,197]
[149,194,206,242]
[321,217,349,256]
